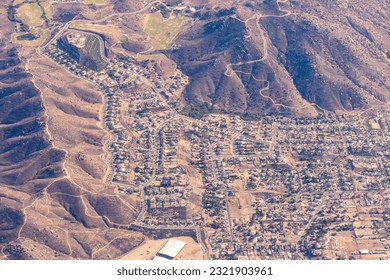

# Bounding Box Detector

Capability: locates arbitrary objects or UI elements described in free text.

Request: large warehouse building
[153,239,186,260]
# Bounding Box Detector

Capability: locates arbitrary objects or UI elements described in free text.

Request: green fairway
[16,2,43,28]
[41,1,54,20]
[137,54,163,61]
[85,0,107,4]
[144,12,190,50]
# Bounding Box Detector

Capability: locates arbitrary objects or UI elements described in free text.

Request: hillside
[1,0,389,261]
[57,32,108,71]
[0,1,143,260]
[164,0,390,116]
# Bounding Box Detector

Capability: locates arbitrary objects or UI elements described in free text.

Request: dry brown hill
[0,1,144,260]
[164,0,389,116]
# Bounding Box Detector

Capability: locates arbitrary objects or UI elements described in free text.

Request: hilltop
[161,0,390,116]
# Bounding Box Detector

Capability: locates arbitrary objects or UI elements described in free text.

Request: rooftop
[157,239,186,259]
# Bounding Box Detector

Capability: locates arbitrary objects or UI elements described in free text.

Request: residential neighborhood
[43,36,390,260]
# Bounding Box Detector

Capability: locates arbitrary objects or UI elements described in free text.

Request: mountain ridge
[160,0,390,116]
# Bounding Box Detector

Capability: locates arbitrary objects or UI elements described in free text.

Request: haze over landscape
[0,0,389,260]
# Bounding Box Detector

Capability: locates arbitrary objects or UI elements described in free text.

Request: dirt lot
[119,236,205,260]
[228,192,254,222]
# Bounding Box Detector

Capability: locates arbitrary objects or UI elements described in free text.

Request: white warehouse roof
[157,239,186,259]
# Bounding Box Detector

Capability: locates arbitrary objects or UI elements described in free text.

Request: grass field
[41,1,54,20]
[13,0,26,5]
[12,29,50,46]
[144,12,190,50]
[119,35,128,43]
[71,23,128,44]
[13,1,55,46]
[16,2,43,28]
[137,54,163,61]
[85,0,107,4]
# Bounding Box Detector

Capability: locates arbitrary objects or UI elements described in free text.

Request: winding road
[43,0,163,48]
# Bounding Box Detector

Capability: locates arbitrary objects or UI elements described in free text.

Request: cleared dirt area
[119,236,205,260]
[333,232,359,256]
[228,192,254,222]
[177,139,204,195]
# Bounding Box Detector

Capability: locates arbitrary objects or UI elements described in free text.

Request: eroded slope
[165,0,390,116]
[0,0,144,260]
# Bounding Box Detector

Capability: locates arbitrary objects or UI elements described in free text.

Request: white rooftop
[157,239,186,259]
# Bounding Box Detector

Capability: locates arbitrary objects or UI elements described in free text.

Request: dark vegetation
[53,3,84,22]
[3,244,32,260]
[16,33,38,40]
